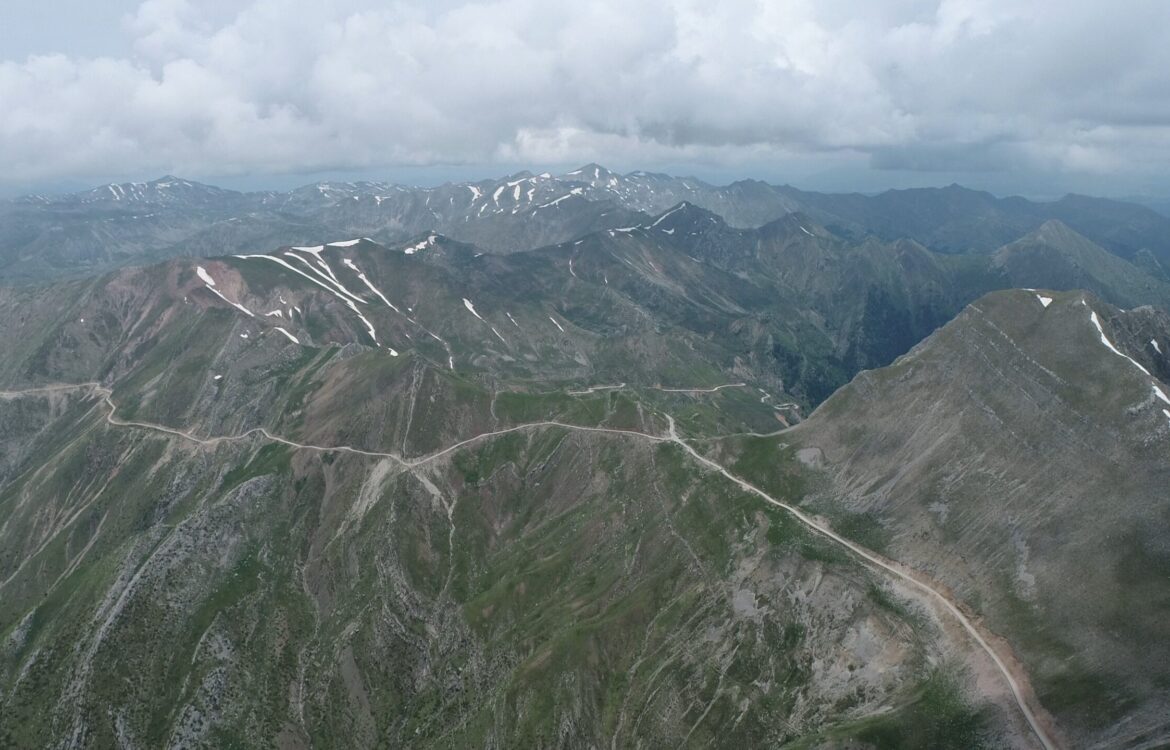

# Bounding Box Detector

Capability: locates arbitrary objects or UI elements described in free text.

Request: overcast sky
[3,0,1170,200]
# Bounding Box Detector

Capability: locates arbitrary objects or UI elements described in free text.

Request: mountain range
[2,168,1169,748]
[5,165,1170,284]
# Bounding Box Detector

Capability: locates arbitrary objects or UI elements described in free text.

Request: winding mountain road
[566,382,750,395]
[0,381,1058,749]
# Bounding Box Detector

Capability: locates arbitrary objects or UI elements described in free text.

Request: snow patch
[537,194,572,209]
[265,310,284,318]
[235,252,376,348]
[203,284,256,318]
[282,251,365,304]
[549,316,565,333]
[1153,339,1162,354]
[506,312,520,328]
[650,205,684,228]
[196,266,217,286]
[1036,294,1053,308]
[463,298,484,321]
[327,238,368,248]
[405,235,437,255]
[350,309,379,344]
[342,258,402,313]
[1090,310,1152,376]
[273,327,300,344]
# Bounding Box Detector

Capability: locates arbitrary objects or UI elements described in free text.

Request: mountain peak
[646,201,725,233]
[1032,218,1090,244]
[760,211,823,238]
[563,163,616,181]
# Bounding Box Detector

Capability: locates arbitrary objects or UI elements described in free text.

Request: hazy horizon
[9,163,1170,219]
[4,1,1170,208]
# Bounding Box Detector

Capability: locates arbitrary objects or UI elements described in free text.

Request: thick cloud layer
[3,0,1169,190]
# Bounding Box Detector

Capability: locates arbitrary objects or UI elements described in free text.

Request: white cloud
[1,0,1169,188]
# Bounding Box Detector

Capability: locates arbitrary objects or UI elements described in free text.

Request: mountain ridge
[3,167,1170,748]
[5,166,1170,284]
[3,270,1161,746]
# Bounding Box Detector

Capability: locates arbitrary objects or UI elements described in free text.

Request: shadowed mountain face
[1,170,1169,749]
[3,213,1167,410]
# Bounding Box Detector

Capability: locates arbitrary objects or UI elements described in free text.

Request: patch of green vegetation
[730,437,807,501]
[1038,673,1135,723]
[827,510,891,554]
[113,308,235,422]
[453,431,525,485]
[764,507,800,547]
[221,443,293,492]
[791,668,988,750]
[770,327,850,405]
[1113,527,1170,592]
[673,480,734,574]
[986,572,1134,729]
[0,433,171,637]
[495,390,579,422]
[147,547,267,744]
[867,582,913,620]
[604,393,642,429]
[796,536,849,565]
[270,345,336,415]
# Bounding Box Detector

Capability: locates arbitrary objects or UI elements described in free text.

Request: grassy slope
[0,357,1004,748]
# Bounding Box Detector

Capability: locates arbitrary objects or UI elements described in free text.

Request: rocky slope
[776,289,1170,748]
[2,192,1169,746]
[0,261,1043,747]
